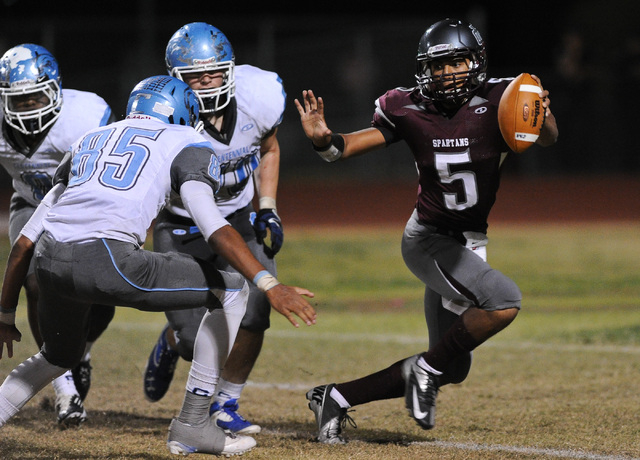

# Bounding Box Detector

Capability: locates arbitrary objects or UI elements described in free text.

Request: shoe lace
[328,409,357,439]
[341,410,357,430]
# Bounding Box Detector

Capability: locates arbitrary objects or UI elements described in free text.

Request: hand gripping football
[498,73,545,153]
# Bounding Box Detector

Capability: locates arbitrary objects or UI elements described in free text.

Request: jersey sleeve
[170,143,221,195]
[371,90,402,145]
[51,90,114,154]
[52,151,73,186]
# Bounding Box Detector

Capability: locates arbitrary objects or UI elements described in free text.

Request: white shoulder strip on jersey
[374,98,396,129]
[180,180,230,240]
[20,183,67,243]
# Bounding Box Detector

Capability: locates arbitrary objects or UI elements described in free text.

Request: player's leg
[34,260,94,428]
[424,288,472,386]
[211,205,272,434]
[126,249,255,455]
[400,211,521,429]
[144,210,212,402]
[168,288,255,456]
[144,307,205,402]
[0,352,68,427]
[36,233,254,454]
[7,196,86,424]
[72,304,116,402]
[306,353,407,444]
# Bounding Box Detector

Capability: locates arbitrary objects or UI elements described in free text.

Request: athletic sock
[0,352,66,425]
[422,314,480,372]
[52,370,78,396]
[214,378,245,405]
[335,358,406,406]
[186,359,218,397]
[329,387,351,409]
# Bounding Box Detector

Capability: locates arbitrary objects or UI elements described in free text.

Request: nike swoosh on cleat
[412,386,429,419]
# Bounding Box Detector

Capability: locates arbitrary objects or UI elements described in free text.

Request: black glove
[253,208,283,257]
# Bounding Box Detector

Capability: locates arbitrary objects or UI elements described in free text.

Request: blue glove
[253,208,283,257]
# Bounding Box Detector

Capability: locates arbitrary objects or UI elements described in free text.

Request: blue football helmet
[415,19,487,105]
[126,75,199,128]
[0,43,63,135]
[165,22,235,114]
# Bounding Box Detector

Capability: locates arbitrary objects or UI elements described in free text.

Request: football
[498,73,545,153]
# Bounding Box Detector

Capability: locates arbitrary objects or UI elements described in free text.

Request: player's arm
[179,180,316,328]
[0,179,66,356]
[0,234,33,358]
[531,74,559,147]
[295,89,386,161]
[0,182,62,357]
[252,128,284,256]
[254,128,280,205]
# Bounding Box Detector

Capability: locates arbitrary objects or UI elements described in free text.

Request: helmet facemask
[171,59,235,114]
[416,52,485,105]
[1,79,62,135]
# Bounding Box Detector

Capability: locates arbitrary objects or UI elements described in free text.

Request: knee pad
[480,269,522,311]
[239,285,271,332]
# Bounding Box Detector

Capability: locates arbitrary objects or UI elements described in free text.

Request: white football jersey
[166,64,285,218]
[0,89,112,207]
[42,117,219,246]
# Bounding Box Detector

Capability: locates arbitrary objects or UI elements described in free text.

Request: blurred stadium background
[0,0,638,223]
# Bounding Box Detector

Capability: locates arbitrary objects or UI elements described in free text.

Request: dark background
[1,0,639,188]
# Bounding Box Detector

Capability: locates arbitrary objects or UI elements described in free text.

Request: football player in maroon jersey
[296,18,558,443]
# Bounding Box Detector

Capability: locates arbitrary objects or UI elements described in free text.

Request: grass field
[0,222,639,459]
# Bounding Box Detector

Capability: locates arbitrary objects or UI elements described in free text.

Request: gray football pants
[34,232,246,369]
[153,204,275,361]
[401,209,521,384]
[10,193,115,343]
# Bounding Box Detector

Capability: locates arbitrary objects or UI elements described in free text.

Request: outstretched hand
[0,322,21,359]
[266,283,316,328]
[294,90,333,147]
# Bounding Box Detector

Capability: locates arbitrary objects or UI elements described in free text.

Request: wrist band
[0,306,16,314]
[0,311,16,325]
[252,270,281,292]
[259,197,277,210]
[312,134,344,162]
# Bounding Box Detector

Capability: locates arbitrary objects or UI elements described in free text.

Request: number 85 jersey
[372,79,512,234]
[42,118,219,246]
